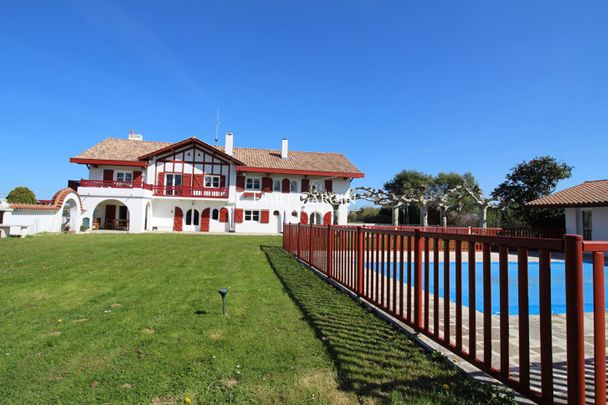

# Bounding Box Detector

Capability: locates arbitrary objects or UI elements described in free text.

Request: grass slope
[0,234,348,404]
[262,246,514,405]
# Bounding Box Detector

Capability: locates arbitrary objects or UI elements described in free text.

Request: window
[273,179,281,191]
[311,181,324,192]
[116,172,133,182]
[212,209,219,220]
[244,210,260,221]
[165,174,183,195]
[204,175,221,188]
[290,180,298,192]
[582,210,592,240]
[245,177,261,191]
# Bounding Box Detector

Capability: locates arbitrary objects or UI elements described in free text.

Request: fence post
[357,226,364,296]
[308,223,313,265]
[296,224,301,259]
[327,225,333,279]
[564,234,585,405]
[414,228,423,329]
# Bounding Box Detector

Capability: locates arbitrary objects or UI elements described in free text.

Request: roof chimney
[225,132,234,156]
[281,138,288,159]
[128,129,143,141]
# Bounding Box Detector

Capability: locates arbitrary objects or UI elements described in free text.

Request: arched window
[290,180,298,192]
[186,209,200,226]
[212,209,219,220]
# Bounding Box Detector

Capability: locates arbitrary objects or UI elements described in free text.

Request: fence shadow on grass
[261,246,513,405]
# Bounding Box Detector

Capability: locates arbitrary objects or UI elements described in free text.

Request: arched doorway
[61,198,79,232]
[310,212,322,225]
[92,200,130,231]
[323,211,332,225]
[184,209,200,232]
[173,207,183,232]
[144,202,152,231]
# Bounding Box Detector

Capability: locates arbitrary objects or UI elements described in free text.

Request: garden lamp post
[218,288,228,316]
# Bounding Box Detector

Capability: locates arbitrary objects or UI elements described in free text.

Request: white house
[527,179,608,240]
[0,188,83,237]
[68,132,364,233]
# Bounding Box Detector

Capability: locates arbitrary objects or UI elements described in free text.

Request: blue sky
[1,1,607,200]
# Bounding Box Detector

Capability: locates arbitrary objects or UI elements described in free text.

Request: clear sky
[1,1,606,200]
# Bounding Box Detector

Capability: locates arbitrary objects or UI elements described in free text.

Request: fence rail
[283,223,607,405]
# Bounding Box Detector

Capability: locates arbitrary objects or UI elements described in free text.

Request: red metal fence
[283,223,607,405]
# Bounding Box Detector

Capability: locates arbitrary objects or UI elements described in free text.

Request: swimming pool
[367,261,608,315]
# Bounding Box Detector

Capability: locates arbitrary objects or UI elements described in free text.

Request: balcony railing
[70,180,228,198]
[153,185,229,199]
[76,179,152,190]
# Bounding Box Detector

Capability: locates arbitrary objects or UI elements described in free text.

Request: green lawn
[0,234,512,404]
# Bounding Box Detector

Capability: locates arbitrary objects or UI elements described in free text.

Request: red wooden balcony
[70,180,228,198]
[153,185,229,199]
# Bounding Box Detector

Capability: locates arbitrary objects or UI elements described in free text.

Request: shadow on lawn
[261,246,514,405]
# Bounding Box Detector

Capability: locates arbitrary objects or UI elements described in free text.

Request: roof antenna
[214,109,220,145]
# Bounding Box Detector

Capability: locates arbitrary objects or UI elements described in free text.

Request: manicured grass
[0,234,512,404]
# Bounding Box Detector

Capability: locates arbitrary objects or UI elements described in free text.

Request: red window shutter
[193,174,204,188]
[158,172,165,186]
[325,180,333,193]
[281,178,290,193]
[219,208,228,223]
[300,212,309,225]
[323,211,332,225]
[262,177,272,192]
[261,210,270,223]
[234,208,244,223]
[183,174,192,196]
[301,179,310,192]
[133,171,142,186]
[200,208,210,232]
[236,175,245,192]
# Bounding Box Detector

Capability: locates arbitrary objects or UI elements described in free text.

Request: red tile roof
[10,188,83,211]
[72,137,363,178]
[526,180,608,208]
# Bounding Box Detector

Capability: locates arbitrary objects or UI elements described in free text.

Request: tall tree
[6,186,37,204]
[491,156,572,228]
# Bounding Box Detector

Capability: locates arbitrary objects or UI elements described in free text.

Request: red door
[200,208,210,232]
[105,204,116,229]
[173,207,183,232]
[323,211,332,225]
[103,170,114,187]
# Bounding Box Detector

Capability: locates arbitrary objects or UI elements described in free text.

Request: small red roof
[9,188,83,211]
[527,180,608,208]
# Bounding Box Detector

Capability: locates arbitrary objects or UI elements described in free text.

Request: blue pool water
[366,261,608,315]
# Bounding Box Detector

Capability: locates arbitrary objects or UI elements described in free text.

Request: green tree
[6,186,37,204]
[491,156,572,228]
[384,170,432,195]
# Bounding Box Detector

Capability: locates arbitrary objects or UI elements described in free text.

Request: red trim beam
[236,166,364,178]
[70,158,148,167]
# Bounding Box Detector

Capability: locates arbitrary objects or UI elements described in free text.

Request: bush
[6,187,37,204]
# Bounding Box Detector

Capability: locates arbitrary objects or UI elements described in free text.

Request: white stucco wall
[0,192,82,236]
[565,206,608,241]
